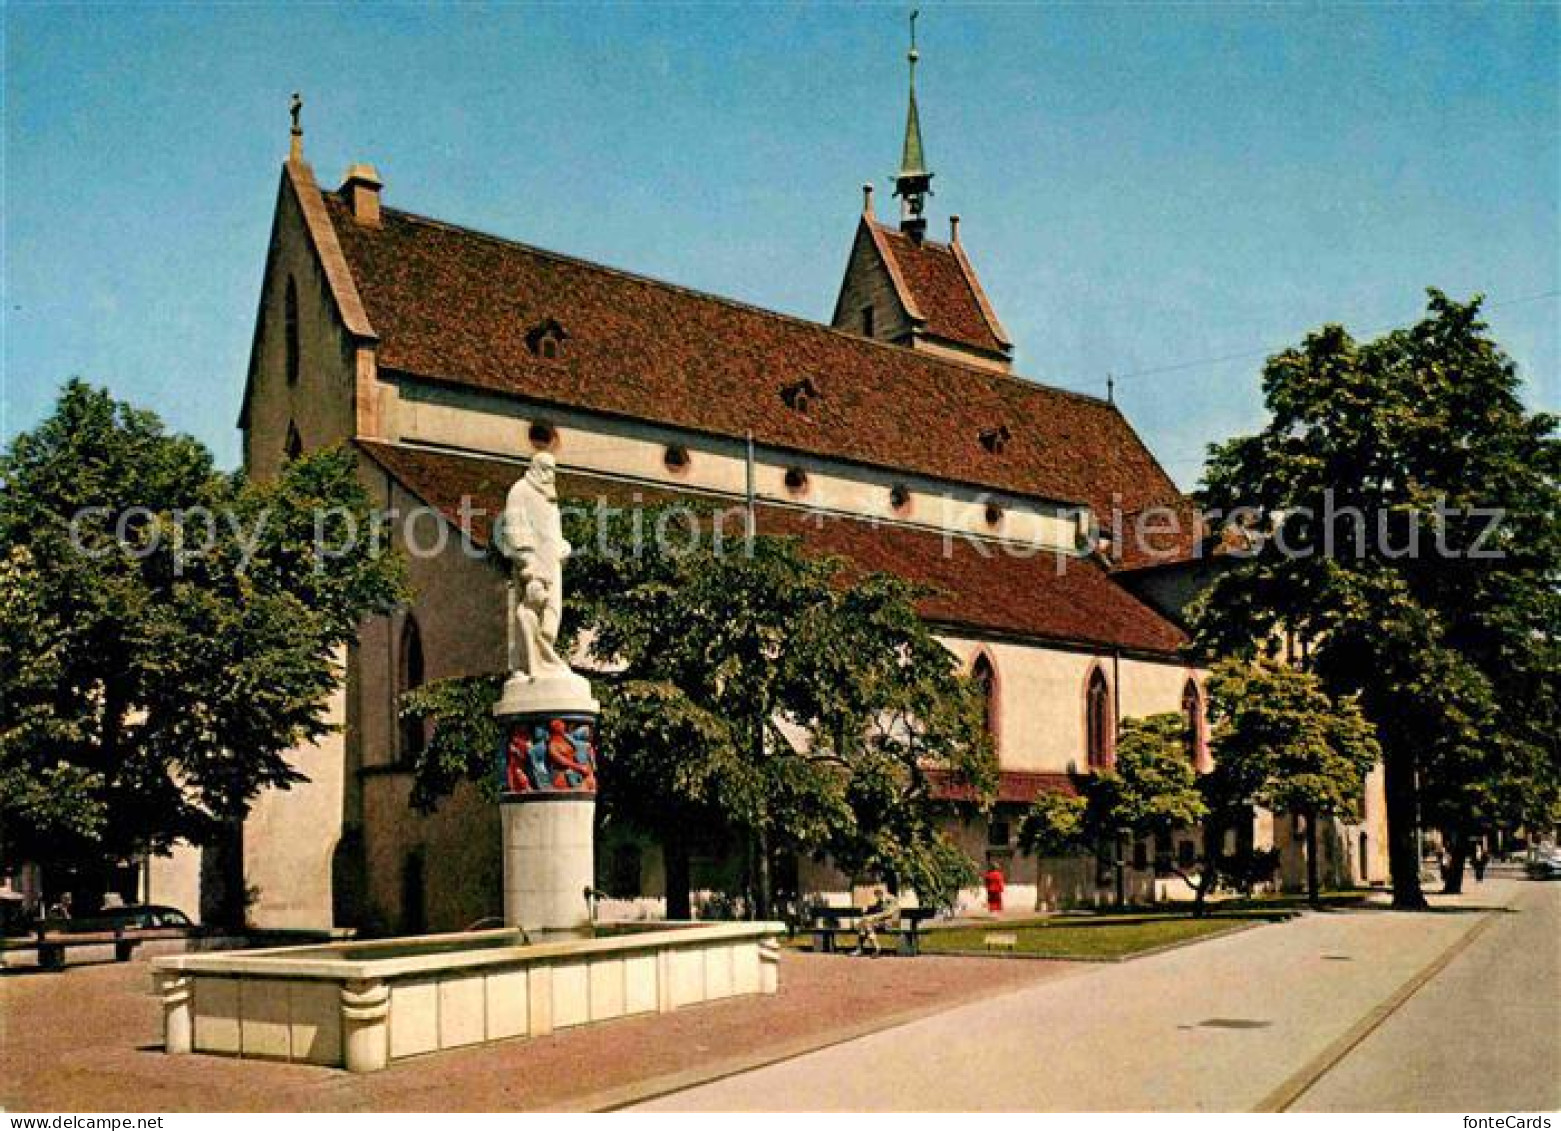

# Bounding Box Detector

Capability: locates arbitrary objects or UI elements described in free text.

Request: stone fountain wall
[153,921,782,1072]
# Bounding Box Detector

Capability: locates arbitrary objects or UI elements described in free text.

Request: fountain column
[494,674,599,937]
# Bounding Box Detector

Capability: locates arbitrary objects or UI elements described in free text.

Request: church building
[168,41,1385,931]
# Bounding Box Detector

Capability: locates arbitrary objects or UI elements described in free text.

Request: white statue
[498,453,571,682]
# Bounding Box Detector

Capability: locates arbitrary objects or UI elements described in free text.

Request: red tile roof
[323,191,1180,519]
[1108,499,1210,572]
[1107,500,1257,574]
[926,769,1078,804]
[870,221,1009,355]
[358,440,1189,658]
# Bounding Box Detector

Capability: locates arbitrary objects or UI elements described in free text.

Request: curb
[918,916,1277,964]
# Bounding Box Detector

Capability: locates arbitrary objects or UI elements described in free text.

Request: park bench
[808,906,937,957]
[983,931,1019,953]
[1,921,189,971]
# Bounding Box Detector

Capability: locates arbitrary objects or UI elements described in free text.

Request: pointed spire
[899,12,926,178]
[892,10,933,242]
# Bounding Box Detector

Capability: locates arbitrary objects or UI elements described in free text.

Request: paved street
[640,875,1558,1111]
[1294,870,1560,1111]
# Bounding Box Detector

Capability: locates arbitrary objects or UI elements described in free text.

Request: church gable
[830,215,918,345]
[833,213,1013,370]
[238,159,374,480]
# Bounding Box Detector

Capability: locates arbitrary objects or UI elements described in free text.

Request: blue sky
[4,2,1557,487]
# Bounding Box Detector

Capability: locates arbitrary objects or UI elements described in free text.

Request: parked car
[9,904,197,970]
[55,904,195,934]
[1526,848,1561,880]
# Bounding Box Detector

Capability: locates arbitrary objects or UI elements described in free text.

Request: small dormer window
[781,376,822,415]
[525,318,568,360]
[979,424,1013,454]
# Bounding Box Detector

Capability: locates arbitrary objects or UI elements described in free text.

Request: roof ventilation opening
[784,467,810,496]
[979,424,1012,454]
[664,444,691,473]
[781,375,822,415]
[528,421,558,451]
[525,318,568,359]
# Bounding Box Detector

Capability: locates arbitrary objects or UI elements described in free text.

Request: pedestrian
[46,892,72,920]
[851,886,899,958]
[1472,844,1488,882]
[983,860,1005,914]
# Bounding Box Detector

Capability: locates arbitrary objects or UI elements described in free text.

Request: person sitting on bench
[851,886,900,957]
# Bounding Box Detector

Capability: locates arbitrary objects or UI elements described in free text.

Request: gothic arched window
[971,653,997,747]
[398,615,427,760]
[284,277,300,387]
[1085,667,1113,770]
[1182,678,1206,769]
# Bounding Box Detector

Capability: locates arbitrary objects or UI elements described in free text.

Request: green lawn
[920,915,1258,960]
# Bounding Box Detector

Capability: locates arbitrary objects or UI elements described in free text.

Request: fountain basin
[151,920,784,1072]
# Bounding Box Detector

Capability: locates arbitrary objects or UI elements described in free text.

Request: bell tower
[829,10,1014,372]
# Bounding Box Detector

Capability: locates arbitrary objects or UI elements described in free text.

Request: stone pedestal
[340,978,390,1073]
[494,671,600,936]
[154,970,193,1054]
[502,796,595,936]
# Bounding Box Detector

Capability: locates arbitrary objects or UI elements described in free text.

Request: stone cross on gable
[289,92,303,161]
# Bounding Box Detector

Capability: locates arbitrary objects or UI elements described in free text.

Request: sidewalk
[0,942,1073,1112]
[637,878,1529,1111]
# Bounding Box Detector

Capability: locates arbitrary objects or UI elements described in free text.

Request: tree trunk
[1382,747,1429,910]
[1442,827,1468,895]
[1304,810,1321,909]
[1193,819,1221,919]
[663,837,691,921]
[754,829,773,921]
[201,820,248,929]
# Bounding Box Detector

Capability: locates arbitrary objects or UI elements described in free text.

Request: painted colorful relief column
[493,452,601,937]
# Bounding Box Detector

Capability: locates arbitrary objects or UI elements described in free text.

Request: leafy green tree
[1019,713,1206,907]
[0,381,406,917]
[1205,660,1381,907]
[1193,292,1560,908]
[403,501,995,917]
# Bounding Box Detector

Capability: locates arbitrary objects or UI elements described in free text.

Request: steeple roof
[899,67,927,179]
